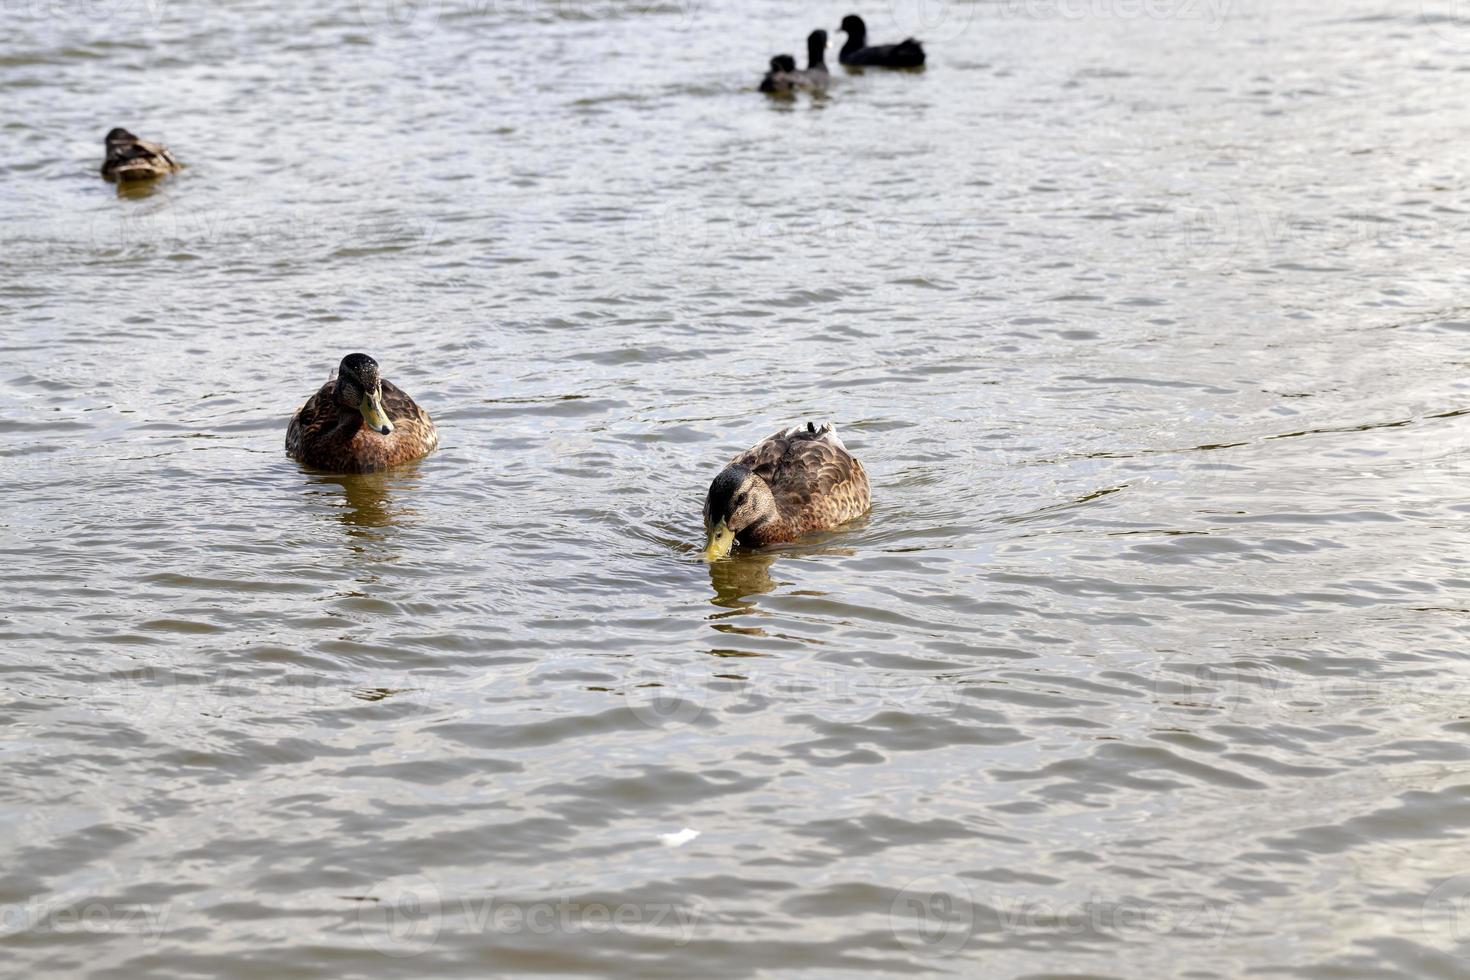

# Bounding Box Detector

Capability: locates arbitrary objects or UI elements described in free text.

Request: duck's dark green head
[105,127,136,145]
[703,464,777,560]
[770,54,796,73]
[335,353,393,436]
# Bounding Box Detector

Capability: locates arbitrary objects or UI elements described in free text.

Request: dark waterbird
[759,54,798,93]
[100,127,181,182]
[286,353,439,473]
[793,29,831,90]
[838,14,925,68]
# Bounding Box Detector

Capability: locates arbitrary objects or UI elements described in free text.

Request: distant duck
[794,30,831,90]
[100,128,181,182]
[286,353,439,473]
[838,15,925,68]
[759,54,798,93]
[702,422,870,560]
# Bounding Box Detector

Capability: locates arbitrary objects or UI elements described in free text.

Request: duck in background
[793,30,831,90]
[100,128,182,182]
[838,15,925,68]
[759,54,799,94]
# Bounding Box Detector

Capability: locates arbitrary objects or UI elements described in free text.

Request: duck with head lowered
[838,15,925,68]
[702,422,870,560]
[100,128,182,182]
[286,353,438,473]
[759,54,799,93]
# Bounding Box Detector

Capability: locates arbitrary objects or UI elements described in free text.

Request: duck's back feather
[102,137,181,181]
[841,38,925,67]
[732,422,869,543]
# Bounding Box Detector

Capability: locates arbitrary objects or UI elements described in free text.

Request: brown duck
[702,422,870,560]
[286,353,438,473]
[100,128,181,182]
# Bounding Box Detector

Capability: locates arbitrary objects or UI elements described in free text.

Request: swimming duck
[702,422,870,560]
[838,15,925,68]
[286,353,438,473]
[794,30,831,89]
[100,128,182,182]
[760,54,799,93]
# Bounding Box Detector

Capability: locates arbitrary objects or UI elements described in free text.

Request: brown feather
[285,378,437,473]
[731,424,870,545]
[101,135,181,182]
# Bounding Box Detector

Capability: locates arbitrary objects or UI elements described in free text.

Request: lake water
[5,0,1470,975]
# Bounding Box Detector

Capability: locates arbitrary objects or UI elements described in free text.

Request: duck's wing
[286,380,338,458]
[735,423,866,520]
[104,137,180,176]
[846,40,924,67]
[381,378,439,452]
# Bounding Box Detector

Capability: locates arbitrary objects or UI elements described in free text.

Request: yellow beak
[359,391,394,436]
[704,520,736,561]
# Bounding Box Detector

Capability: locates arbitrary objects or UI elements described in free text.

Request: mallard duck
[702,422,870,560]
[286,353,438,473]
[759,54,799,94]
[838,15,925,68]
[794,30,831,90]
[100,128,182,182]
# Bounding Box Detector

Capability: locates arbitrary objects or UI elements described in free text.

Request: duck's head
[105,127,136,145]
[703,464,778,560]
[807,30,828,66]
[334,353,394,436]
[838,14,865,41]
[770,54,797,73]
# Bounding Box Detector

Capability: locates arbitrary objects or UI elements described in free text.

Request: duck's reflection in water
[707,551,780,610]
[304,465,423,544]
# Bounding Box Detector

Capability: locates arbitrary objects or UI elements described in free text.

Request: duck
[759,54,799,93]
[100,128,182,182]
[838,15,925,68]
[794,30,831,90]
[286,353,438,473]
[702,422,871,560]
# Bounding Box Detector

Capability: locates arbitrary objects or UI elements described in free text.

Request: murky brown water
[5,0,1470,975]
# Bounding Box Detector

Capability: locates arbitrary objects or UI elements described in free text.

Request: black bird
[794,29,830,90]
[838,14,925,68]
[759,54,798,93]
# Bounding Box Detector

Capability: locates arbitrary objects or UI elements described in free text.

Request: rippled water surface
[6,0,1470,975]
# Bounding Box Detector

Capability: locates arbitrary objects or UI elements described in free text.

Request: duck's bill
[359,392,394,436]
[703,521,736,561]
